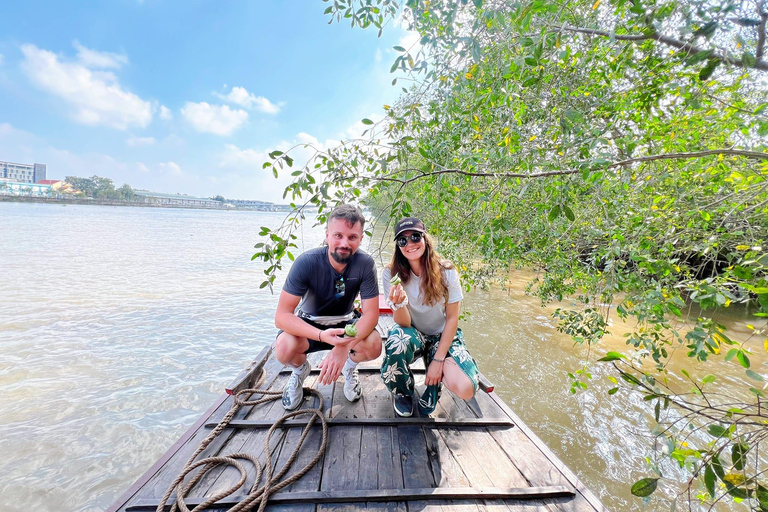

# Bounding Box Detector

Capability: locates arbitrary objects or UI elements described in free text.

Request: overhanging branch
[552,24,768,72]
[375,149,768,184]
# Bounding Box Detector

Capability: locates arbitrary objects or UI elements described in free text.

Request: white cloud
[126,136,156,146]
[181,101,248,136]
[221,143,268,168]
[214,86,281,114]
[0,122,16,136]
[159,105,172,120]
[158,161,182,176]
[73,41,128,69]
[20,44,152,130]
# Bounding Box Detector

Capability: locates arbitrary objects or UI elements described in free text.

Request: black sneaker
[393,392,413,417]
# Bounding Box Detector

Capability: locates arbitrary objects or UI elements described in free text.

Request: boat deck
[109,318,609,512]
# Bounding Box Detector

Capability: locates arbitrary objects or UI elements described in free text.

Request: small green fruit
[390,273,402,286]
[345,324,358,337]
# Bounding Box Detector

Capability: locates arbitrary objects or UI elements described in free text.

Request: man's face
[326,217,363,264]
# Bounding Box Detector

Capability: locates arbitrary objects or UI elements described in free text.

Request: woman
[380,217,479,417]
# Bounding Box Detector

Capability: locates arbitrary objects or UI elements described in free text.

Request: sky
[0,1,412,201]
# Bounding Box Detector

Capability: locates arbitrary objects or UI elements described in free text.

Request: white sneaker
[341,365,362,402]
[282,361,311,410]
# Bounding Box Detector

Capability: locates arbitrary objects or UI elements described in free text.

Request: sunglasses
[396,233,423,248]
[334,276,346,299]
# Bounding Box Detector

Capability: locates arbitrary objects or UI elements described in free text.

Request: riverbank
[0,195,294,211]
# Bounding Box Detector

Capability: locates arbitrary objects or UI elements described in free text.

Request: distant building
[0,180,54,197]
[134,190,222,208]
[0,160,47,184]
[226,199,279,210]
[34,163,47,183]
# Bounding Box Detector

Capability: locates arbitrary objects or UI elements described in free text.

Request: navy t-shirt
[282,246,379,316]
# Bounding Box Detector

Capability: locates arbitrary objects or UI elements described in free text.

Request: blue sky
[0,1,411,201]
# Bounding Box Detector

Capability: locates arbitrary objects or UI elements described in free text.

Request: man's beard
[331,249,353,264]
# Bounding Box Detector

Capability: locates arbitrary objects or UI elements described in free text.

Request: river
[0,202,761,511]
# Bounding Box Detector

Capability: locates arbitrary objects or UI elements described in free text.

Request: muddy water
[0,202,762,511]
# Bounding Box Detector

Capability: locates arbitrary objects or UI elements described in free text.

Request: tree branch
[757,1,768,62]
[552,24,768,71]
[376,149,768,184]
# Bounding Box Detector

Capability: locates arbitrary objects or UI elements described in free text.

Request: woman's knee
[451,379,475,400]
[443,363,476,400]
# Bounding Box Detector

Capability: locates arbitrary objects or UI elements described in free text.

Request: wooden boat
[108,309,610,512]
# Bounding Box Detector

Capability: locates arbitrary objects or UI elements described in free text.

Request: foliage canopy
[254,0,768,508]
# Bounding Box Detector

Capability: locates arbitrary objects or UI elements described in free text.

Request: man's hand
[425,360,444,386]
[318,346,349,385]
[320,328,348,346]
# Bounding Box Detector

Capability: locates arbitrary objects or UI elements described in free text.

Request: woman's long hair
[389,232,453,306]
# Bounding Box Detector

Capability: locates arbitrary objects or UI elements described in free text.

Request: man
[274,204,382,410]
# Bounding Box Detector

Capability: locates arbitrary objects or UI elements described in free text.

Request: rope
[156,371,329,512]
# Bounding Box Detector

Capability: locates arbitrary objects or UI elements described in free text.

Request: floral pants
[380,326,479,414]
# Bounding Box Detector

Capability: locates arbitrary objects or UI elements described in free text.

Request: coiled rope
[156,372,328,512]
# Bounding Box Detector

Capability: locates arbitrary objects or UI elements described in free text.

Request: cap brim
[393,227,426,240]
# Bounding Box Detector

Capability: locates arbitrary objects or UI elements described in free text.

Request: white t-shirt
[382,265,463,336]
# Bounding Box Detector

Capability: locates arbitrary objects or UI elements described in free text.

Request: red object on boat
[379,294,393,314]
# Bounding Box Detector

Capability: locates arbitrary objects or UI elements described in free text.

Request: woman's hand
[388,283,407,305]
[425,359,444,386]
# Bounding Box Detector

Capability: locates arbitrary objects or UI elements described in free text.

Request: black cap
[394,217,426,239]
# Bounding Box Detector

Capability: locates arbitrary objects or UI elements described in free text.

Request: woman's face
[397,230,426,263]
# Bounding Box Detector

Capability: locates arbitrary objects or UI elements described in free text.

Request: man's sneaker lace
[393,391,413,417]
[342,365,362,402]
[282,361,310,410]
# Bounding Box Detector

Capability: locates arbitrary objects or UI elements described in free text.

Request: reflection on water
[0,202,760,511]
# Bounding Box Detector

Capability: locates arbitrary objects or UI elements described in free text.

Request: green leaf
[631,477,659,497]
[742,51,756,67]
[548,205,561,222]
[708,424,728,438]
[361,118,374,125]
[699,59,721,80]
[393,45,406,52]
[563,205,575,221]
[704,464,716,498]
[737,350,751,368]
[598,351,626,362]
[702,374,716,384]
[693,21,717,39]
[756,485,768,510]
[732,443,748,471]
[746,369,764,381]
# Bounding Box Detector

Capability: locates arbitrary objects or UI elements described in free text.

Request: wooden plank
[320,424,363,492]
[483,392,609,512]
[398,426,436,488]
[145,353,287,500]
[185,353,300,500]
[225,345,273,395]
[424,427,469,488]
[438,427,528,489]
[359,425,404,491]
[114,346,281,510]
[107,390,233,512]
[205,417,515,429]
[127,486,575,509]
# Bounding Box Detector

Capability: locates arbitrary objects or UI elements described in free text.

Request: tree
[118,183,135,201]
[255,1,768,508]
